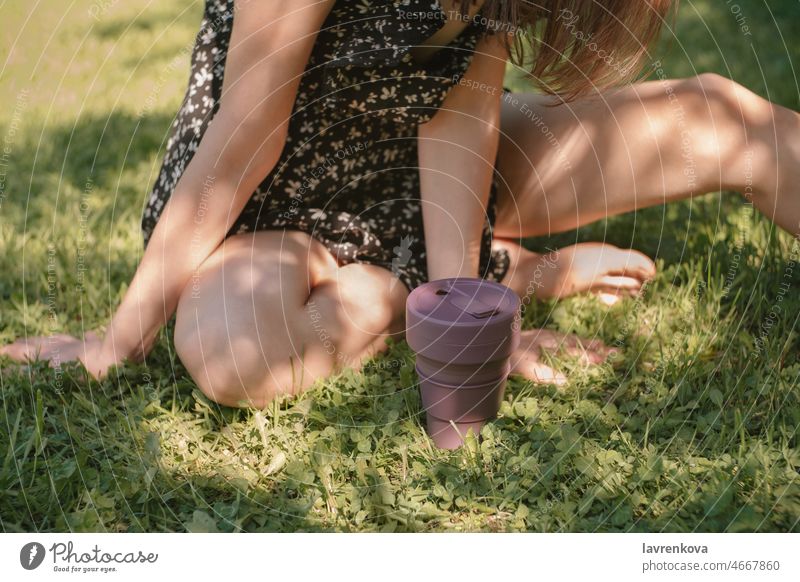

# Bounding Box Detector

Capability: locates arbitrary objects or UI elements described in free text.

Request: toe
[608,248,657,281]
[594,275,644,293]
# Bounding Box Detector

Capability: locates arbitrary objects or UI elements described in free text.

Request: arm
[417,34,508,281]
[100,1,334,371]
[2,0,335,377]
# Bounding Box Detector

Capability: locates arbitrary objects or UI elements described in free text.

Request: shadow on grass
[2,342,798,532]
[0,109,183,311]
[90,3,199,42]
[654,0,800,110]
[3,0,799,532]
[0,109,175,200]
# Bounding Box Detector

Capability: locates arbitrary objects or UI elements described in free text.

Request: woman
[4,0,797,406]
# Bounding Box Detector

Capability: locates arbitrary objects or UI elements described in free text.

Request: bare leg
[173,230,408,407]
[170,230,614,398]
[493,73,800,305]
[494,73,800,238]
[1,229,618,391]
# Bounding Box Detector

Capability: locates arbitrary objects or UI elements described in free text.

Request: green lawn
[1,0,799,532]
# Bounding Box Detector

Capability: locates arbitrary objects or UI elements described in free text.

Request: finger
[596,248,657,281]
[536,336,586,357]
[626,249,658,279]
[530,330,596,352]
[0,341,40,362]
[595,288,642,301]
[514,329,616,362]
[0,335,82,362]
[0,335,73,353]
[591,285,641,306]
[555,338,614,364]
[516,329,555,351]
[566,334,618,358]
[548,344,594,364]
[562,345,605,364]
[586,342,618,363]
[593,275,644,291]
[581,336,617,358]
[511,357,567,386]
[517,330,599,361]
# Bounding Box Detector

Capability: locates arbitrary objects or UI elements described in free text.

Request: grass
[1,0,799,532]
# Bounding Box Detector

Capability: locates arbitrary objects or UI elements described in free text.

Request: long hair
[458,0,676,100]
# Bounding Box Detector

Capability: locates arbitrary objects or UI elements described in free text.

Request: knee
[174,288,304,409]
[693,72,734,95]
[690,72,738,105]
[690,73,775,194]
[173,301,252,408]
[689,73,763,132]
[677,74,755,169]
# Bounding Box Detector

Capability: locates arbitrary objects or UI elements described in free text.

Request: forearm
[96,0,334,364]
[102,109,286,362]
[418,124,498,280]
[417,36,506,281]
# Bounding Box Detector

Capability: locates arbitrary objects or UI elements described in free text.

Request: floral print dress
[141,0,510,291]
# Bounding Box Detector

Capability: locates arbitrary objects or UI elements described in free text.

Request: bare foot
[496,240,656,304]
[510,329,617,386]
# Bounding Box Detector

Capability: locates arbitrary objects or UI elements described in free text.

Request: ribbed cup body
[405,278,521,449]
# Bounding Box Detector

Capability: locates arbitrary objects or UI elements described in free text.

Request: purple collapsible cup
[406,278,521,449]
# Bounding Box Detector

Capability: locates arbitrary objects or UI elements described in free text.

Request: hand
[0,331,121,380]
[510,329,618,386]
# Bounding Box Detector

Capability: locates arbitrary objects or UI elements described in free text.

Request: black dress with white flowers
[141,0,510,291]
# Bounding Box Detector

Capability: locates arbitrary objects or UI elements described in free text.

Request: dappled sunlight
[1,0,798,534]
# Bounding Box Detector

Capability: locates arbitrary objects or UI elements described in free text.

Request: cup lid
[406,278,520,359]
